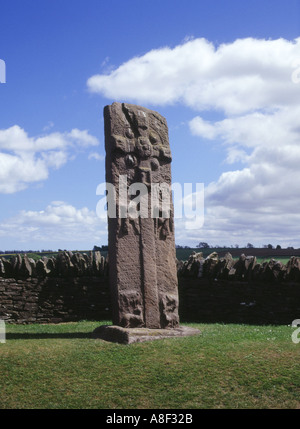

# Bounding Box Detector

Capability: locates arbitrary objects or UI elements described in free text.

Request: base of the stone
[92,325,201,344]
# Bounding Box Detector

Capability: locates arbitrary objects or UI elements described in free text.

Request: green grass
[256,257,290,265]
[0,321,299,409]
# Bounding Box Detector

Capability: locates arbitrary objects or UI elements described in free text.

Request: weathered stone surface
[104,102,179,329]
[71,252,88,276]
[11,254,22,276]
[36,258,51,277]
[203,252,219,279]
[56,251,75,277]
[178,252,204,278]
[92,325,201,344]
[0,258,5,276]
[20,254,33,278]
[0,275,110,324]
[0,252,109,280]
[217,252,235,279]
[92,251,103,276]
[2,259,13,277]
[286,256,300,281]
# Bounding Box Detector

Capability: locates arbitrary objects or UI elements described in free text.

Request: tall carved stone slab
[104,102,179,329]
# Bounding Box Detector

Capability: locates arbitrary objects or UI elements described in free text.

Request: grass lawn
[255,257,291,265]
[0,321,299,409]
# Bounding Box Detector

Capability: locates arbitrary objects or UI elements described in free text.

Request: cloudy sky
[0,0,300,251]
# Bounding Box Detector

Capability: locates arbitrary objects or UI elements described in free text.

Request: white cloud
[87,37,300,114]
[0,151,49,193]
[87,37,300,246]
[42,121,55,132]
[0,125,99,153]
[190,106,300,205]
[88,152,104,161]
[87,38,300,245]
[186,108,300,246]
[67,129,99,147]
[0,126,100,193]
[0,201,107,248]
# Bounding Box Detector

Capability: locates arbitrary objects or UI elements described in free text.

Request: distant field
[176,248,211,260]
[0,252,59,261]
[255,257,291,265]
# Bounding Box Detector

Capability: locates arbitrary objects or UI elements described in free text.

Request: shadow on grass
[6,332,95,340]
[179,316,294,326]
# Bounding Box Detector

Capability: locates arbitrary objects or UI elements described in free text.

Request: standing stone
[104,102,179,329]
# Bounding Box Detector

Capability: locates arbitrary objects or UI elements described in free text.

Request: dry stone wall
[1,251,300,324]
[0,250,108,279]
[0,251,110,324]
[177,252,300,324]
[177,251,300,283]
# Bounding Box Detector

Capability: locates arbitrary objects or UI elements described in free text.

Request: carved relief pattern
[104,102,179,329]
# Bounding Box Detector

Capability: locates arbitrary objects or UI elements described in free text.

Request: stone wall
[1,251,300,324]
[0,251,110,324]
[177,251,300,283]
[178,278,300,325]
[0,276,110,324]
[0,250,108,279]
[177,252,300,325]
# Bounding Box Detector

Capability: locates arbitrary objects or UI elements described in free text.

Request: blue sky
[0,0,300,251]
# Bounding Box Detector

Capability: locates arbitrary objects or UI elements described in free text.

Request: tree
[276,245,281,250]
[196,242,209,249]
[246,243,254,248]
[263,244,273,249]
